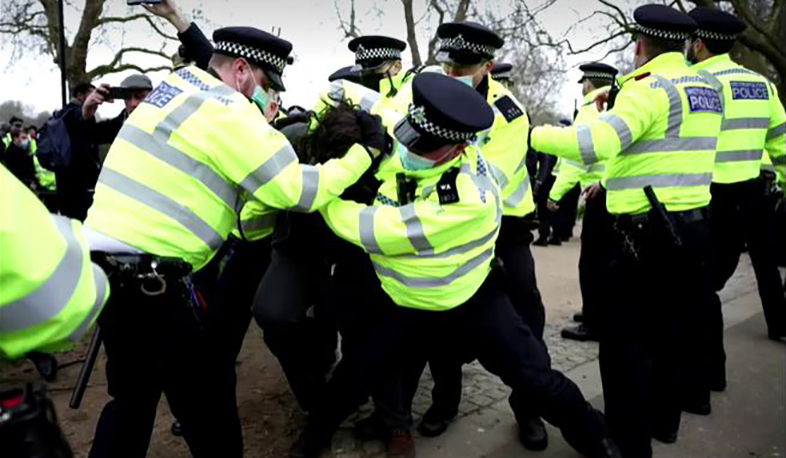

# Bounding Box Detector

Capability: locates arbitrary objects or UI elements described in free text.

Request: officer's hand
[142,0,189,33]
[547,200,559,212]
[82,84,110,120]
[356,111,386,158]
[583,182,603,201]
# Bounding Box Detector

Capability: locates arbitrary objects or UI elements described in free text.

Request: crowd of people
[1,1,785,458]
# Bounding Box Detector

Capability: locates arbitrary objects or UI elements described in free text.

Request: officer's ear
[482,60,494,76]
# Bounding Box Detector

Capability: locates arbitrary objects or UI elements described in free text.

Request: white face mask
[455,75,475,87]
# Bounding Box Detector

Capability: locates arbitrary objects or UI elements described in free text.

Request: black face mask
[359,72,385,92]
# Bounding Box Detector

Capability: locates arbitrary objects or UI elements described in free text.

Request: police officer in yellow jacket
[556,63,617,343]
[1,163,109,458]
[531,6,722,457]
[686,8,786,379]
[83,27,383,458]
[1,164,109,360]
[290,72,621,458]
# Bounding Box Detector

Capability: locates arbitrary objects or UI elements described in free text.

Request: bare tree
[541,0,786,104]
[0,0,178,94]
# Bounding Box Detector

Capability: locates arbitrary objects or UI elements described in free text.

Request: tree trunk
[401,0,423,66]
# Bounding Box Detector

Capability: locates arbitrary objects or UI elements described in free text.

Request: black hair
[640,34,685,59]
[699,37,734,56]
[297,101,364,165]
[72,82,95,98]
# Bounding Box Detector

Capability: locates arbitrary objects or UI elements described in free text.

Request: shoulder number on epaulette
[437,167,461,205]
[494,96,523,122]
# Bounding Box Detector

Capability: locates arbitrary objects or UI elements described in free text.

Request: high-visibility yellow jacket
[30,139,57,191]
[532,52,723,215]
[692,54,786,184]
[86,66,371,270]
[549,87,609,201]
[387,73,535,217]
[321,145,501,311]
[1,165,109,360]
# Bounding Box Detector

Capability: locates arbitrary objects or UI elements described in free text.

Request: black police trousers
[553,184,581,241]
[600,213,712,458]
[578,190,615,331]
[708,180,786,382]
[307,272,610,458]
[89,273,242,458]
[537,175,557,240]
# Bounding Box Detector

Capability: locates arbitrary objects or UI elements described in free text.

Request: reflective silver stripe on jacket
[292,166,320,212]
[66,264,109,342]
[653,75,683,137]
[400,204,434,253]
[577,125,596,164]
[373,247,495,288]
[359,91,381,112]
[0,216,83,333]
[599,114,633,152]
[767,122,785,140]
[503,175,530,208]
[99,168,224,250]
[722,117,771,131]
[240,212,278,234]
[715,149,763,163]
[605,173,712,190]
[359,206,383,254]
[239,145,298,195]
[622,137,717,155]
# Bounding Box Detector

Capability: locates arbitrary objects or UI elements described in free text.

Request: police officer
[531,5,722,457]
[83,27,383,458]
[558,63,618,343]
[490,62,513,87]
[395,22,548,449]
[1,164,109,457]
[290,72,621,458]
[686,8,786,391]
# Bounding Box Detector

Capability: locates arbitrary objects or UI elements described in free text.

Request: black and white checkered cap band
[354,45,402,63]
[582,71,615,80]
[215,40,287,74]
[695,29,737,41]
[636,25,691,41]
[408,104,476,143]
[439,34,497,57]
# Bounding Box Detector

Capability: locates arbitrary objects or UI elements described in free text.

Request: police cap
[394,72,494,154]
[436,22,504,66]
[348,35,406,72]
[577,62,618,83]
[688,7,746,41]
[633,4,697,41]
[213,26,293,92]
[327,65,363,84]
[491,63,513,81]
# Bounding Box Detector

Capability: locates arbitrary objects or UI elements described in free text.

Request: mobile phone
[105,87,133,100]
[127,0,161,5]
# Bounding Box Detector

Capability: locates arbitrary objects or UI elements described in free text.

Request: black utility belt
[615,206,708,229]
[91,252,192,296]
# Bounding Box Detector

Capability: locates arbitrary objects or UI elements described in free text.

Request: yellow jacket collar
[621,52,687,84]
[690,53,732,71]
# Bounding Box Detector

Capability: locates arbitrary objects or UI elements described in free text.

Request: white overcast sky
[0,0,629,121]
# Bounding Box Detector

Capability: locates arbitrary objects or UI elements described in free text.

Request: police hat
[688,7,746,41]
[577,62,618,83]
[348,35,406,72]
[213,26,293,92]
[633,4,697,41]
[436,22,504,66]
[120,74,153,91]
[394,72,494,154]
[491,63,513,81]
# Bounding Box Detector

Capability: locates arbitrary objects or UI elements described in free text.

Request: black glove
[355,111,387,154]
[273,112,311,131]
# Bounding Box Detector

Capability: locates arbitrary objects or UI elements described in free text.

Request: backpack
[36,107,73,170]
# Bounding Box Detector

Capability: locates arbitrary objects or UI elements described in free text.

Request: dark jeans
[578,190,615,330]
[537,175,557,240]
[553,184,581,240]
[708,180,785,379]
[599,212,712,458]
[307,273,610,458]
[89,273,242,458]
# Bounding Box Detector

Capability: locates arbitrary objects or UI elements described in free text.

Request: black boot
[561,325,600,342]
[518,417,548,451]
[547,236,562,246]
[533,237,549,247]
[171,421,183,437]
[289,427,331,458]
[417,407,456,437]
[573,313,584,323]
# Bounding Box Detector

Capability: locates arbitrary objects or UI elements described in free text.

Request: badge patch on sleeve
[144,81,183,108]
[730,81,769,100]
[494,96,524,122]
[685,86,722,113]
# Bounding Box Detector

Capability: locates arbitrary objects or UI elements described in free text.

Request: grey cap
[120,74,153,91]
